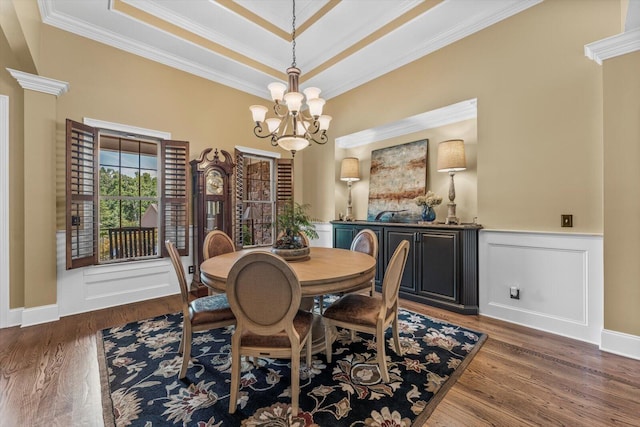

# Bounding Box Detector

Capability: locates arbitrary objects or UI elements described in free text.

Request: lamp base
[344,206,354,221]
[445,202,459,225]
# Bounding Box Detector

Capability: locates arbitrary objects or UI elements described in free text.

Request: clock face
[206,170,224,195]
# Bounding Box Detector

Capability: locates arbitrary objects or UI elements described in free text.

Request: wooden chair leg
[291,346,300,416]
[392,311,402,356]
[178,325,191,379]
[229,337,241,414]
[324,324,334,363]
[377,324,389,383]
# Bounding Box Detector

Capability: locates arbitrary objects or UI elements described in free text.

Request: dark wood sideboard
[331,220,481,314]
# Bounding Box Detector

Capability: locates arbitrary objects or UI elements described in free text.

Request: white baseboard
[601,329,640,360]
[21,303,60,327]
[480,230,603,344]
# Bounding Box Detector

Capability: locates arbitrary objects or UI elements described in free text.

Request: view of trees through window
[98,135,159,262]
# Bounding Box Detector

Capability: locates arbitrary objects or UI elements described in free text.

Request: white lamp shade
[303,87,321,100]
[284,92,304,113]
[278,136,309,152]
[318,115,332,131]
[268,82,287,102]
[307,98,325,117]
[249,105,268,122]
[265,118,281,133]
[437,139,466,172]
[340,157,360,181]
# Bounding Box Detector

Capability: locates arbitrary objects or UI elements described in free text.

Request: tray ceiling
[39,0,542,100]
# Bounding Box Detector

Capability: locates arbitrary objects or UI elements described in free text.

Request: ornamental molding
[336,98,477,149]
[6,68,69,96]
[585,26,640,65]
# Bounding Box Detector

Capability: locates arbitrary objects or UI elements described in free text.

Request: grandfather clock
[190,148,234,289]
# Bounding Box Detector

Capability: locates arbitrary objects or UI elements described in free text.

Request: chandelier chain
[291,0,296,67]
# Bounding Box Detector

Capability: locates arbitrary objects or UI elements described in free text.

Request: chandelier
[249,0,332,156]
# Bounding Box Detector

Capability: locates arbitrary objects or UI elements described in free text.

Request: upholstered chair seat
[322,294,383,327]
[237,310,313,348]
[189,295,235,325]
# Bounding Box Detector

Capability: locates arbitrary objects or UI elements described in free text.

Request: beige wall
[319,0,618,233]
[0,28,26,309]
[603,50,640,336]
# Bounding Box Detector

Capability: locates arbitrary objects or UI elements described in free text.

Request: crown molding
[336,98,477,149]
[584,28,640,65]
[39,0,270,98]
[6,68,69,96]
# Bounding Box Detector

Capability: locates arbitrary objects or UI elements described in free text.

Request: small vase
[421,205,436,222]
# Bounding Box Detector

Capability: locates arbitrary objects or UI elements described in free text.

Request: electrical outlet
[561,214,573,227]
[188,265,195,274]
[510,286,520,300]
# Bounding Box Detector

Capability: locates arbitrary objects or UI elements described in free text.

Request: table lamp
[437,139,466,224]
[340,157,360,221]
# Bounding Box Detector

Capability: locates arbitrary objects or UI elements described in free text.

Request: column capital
[6,68,69,97]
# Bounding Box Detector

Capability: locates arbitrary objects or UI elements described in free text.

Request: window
[234,148,292,248]
[65,119,189,269]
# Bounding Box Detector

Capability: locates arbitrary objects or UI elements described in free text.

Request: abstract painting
[367,139,428,222]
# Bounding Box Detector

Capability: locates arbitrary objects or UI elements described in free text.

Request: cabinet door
[333,225,355,249]
[385,229,416,292]
[418,231,458,302]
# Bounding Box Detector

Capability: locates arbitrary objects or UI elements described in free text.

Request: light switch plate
[561,214,573,227]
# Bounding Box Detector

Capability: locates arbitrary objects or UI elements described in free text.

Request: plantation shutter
[275,158,294,217]
[160,140,189,257]
[65,119,99,269]
[234,149,245,247]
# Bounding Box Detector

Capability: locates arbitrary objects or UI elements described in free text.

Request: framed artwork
[366,139,428,222]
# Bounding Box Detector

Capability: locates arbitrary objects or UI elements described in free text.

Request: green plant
[273,201,318,249]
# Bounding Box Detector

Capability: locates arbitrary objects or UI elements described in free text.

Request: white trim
[584,27,640,65]
[0,96,10,328]
[6,68,69,97]
[479,230,603,344]
[21,304,60,327]
[336,99,477,148]
[83,117,171,140]
[234,145,281,159]
[600,329,640,361]
[310,222,332,248]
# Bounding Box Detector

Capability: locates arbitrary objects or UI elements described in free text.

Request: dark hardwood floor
[1,295,638,426]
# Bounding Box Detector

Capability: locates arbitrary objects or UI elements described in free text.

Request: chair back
[203,230,235,260]
[350,229,378,259]
[166,240,190,305]
[381,240,410,315]
[226,251,301,337]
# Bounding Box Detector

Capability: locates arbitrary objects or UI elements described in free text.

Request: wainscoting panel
[310,222,332,248]
[479,230,603,344]
[56,231,183,319]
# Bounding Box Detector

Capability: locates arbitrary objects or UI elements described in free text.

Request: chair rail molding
[479,230,603,345]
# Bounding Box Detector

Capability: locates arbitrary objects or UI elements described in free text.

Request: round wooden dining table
[200,246,376,297]
[200,246,376,354]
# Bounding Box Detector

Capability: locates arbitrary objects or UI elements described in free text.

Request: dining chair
[318,228,378,314]
[323,240,410,383]
[226,251,313,416]
[203,229,235,260]
[165,240,236,380]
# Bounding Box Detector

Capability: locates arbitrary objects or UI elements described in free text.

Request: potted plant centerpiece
[272,201,318,261]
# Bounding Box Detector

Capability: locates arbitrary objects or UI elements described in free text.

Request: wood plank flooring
[0,296,638,426]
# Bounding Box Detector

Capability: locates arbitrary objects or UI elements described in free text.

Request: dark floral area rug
[98,304,486,426]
